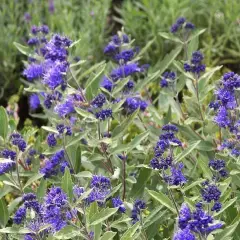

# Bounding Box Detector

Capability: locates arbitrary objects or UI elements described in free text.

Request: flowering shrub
[0,17,239,240]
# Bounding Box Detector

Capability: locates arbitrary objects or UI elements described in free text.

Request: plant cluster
[0,14,240,240]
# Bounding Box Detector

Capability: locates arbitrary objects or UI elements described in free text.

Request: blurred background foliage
[1,0,240,120]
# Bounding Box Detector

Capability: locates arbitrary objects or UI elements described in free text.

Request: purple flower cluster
[123,97,148,114]
[201,184,221,203]
[73,185,85,199]
[23,26,74,118]
[175,203,223,239]
[131,199,146,224]
[87,175,111,204]
[170,17,195,33]
[112,197,126,213]
[29,94,40,110]
[10,133,27,152]
[150,124,185,185]
[210,72,240,127]
[47,133,57,147]
[43,186,76,232]
[210,72,240,156]
[173,228,195,240]
[209,159,228,179]
[13,193,41,225]
[100,32,148,115]
[14,188,78,236]
[184,51,206,76]
[0,149,16,175]
[40,150,71,178]
[160,71,176,88]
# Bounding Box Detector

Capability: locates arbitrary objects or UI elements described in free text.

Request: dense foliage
[1,1,240,240]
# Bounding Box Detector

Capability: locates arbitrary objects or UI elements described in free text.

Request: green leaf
[69,38,81,48]
[0,106,8,140]
[112,78,130,95]
[41,126,58,134]
[143,206,165,229]
[8,197,22,215]
[183,179,205,192]
[186,29,206,43]
[0,199,9,227]
[135,70,160,91]
[37,178,47,201]
[78,61,105,82]
[75,107,96,119]
[110,216,132,229]
[53,226,84,239]
[131,167,151,197]
[0,227,31,234]
[23,173,44,189]
[120,222,140,240]
[215,198,237,217]
[100,231,117,240]
[75,171,93,178]
[147,189,176,213]
[198,156,213,179]
[13,42,30,55]
[112,110,139,138]
[138,37,155,57]
[175,140,201,162]
[158,32,183,44]
[0,158,15,164]
[66,145,81,174]
[159,46,183,75]
[61,168,73,202]
[215,219,240,239]
[85,64,106,100]
[127,131,149,153]
[90,208,118,226]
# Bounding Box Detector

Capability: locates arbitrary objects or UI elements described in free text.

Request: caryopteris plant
[0,17,239,240]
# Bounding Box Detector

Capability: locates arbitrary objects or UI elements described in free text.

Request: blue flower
[185,22,195,30]
[173,228,195,240]
[123,97,147,114]
[164,163,187,186]
[115,49,135,63]
[131,199,146,224]
[10,133,27,152]
[87,175,111,204]
[28,37,39,46]
[91,93,106,108]
[29,94,40,110]
[40,25,49,34]
[95,109,112,121]
[214,107,230,128]
[124,80,135,92]
[201,184,221,203]
[176,17,186,25]
[47,133,57,147]
[13,207,26,224]
[184,51,205,75]
[23,63,44,81]
[43,186,74,232]
[211,202,222,212]
[101,76,113,92]
[73,185,85,198]
[104,44,117,55]
[112,197,126,213]
[209,159,225,171]
[31,25,40,35]
[54,98,75,117]
[178,204,192,229]
[43,63,66,90]
[40,150,66,178]
[110,63,143,82]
